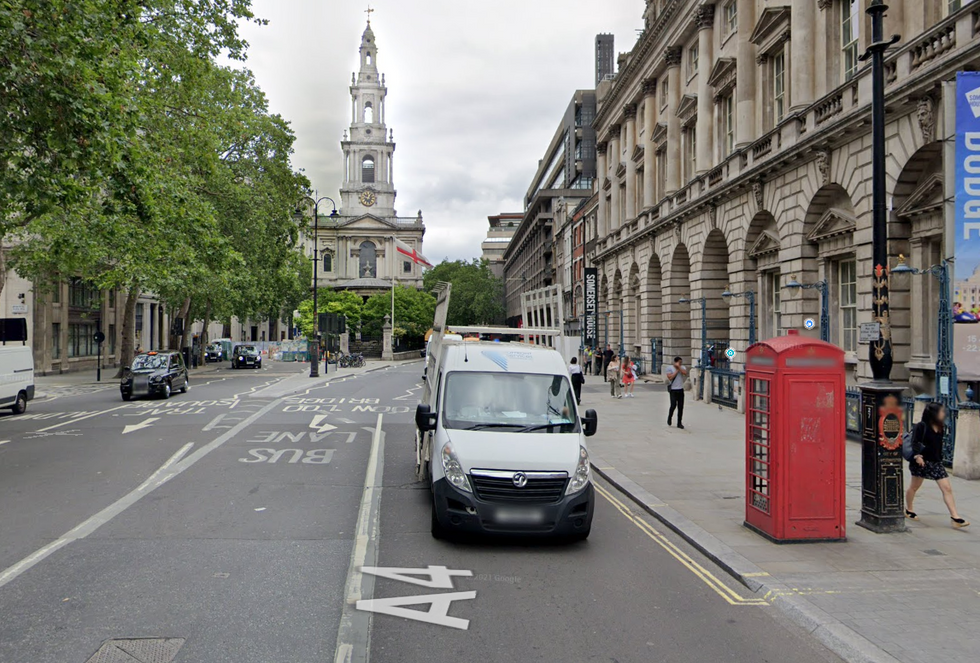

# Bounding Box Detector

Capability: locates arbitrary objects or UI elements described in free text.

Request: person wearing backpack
[904,402,969,528]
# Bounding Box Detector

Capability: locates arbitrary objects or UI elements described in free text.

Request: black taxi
[120,351,189,401]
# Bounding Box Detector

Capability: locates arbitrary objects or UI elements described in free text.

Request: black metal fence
[710,368,741,409]
[650,338,663,376]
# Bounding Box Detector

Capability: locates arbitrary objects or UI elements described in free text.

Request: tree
[422,259,505,326]
[294,291,364,339]
[362,286,435,339]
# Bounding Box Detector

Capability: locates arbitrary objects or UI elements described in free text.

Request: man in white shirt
[665,356,687,429]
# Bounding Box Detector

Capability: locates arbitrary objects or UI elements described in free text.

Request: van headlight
[565,446,591,495]
[441,442,472,493]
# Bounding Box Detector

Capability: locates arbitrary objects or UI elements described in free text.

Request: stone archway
[611,268,624,353]
[645,253,664,370]
[699,229,731,358]
[744,211,782,339]
[667,244,692,364]
[627,262,641,355]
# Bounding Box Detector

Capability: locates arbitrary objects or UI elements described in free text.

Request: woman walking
[568,356,584,405]
[622,356,636,398]
[905,402,969,528]
[607,355,622,399]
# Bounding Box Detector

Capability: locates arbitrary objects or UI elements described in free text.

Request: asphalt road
[0,361,842,663]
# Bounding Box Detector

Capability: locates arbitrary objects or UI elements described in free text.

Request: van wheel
[11,391,27,415]
[430,498,446,540]
[121,393,132,402]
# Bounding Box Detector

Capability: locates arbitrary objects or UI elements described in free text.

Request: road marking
[122,417,160,435]
[138,443,193,491]
[0,398,283,591]
[334,413,385,663]
[595,483,767,606]
[310,414,337,433]
[203,414,229,431]
[34,404,132,432]
[0,440,10,446]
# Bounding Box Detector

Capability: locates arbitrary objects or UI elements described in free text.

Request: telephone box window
[748,378,772,515]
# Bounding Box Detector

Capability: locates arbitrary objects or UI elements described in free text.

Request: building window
[838,259,858,352]
[68,322,98,358]
[52,283,61,304]
[725,1,738,36]
[108,324,116,355]
[766,272,782,337]
[949,0,975,14]
[656,149,667,199]
[358,241,377,278]
[52,323,61,359]
[685,129,697,181]
[688,43,699,78]
[323,252,333,272]
[363,102,374,124]
[660,75,669,110]
[773,48,786,124]
[68,277,99,309]
[842,0,860,81]
[403,260,412,274]
[361,155,375,183]
[723,94,735,157]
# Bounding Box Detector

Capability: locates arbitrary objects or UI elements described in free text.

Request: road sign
[93,330,106,344]
[859,322,881,344]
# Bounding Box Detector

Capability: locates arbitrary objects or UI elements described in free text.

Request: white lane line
[34,404,132,432]
[0,398,283,591]
[334,413,386,663]
[202,414,227,431]
[137,443,194,491]
[0,440,10,446]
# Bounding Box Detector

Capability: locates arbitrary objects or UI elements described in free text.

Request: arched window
[366,51,373,66]
[322,252,333,272]
[362,155,375,183]
[359,242,377,278]
[363,102,374,124]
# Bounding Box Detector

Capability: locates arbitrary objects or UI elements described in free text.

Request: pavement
[581,380,980,663]
[1,359,844,663]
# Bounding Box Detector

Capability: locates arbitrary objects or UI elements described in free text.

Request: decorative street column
[382,314,393,361]
[596,141,609,236]
[695,4,715,175]
[735,0,757,148]
[642,79,658,208]
[857,0,903,534]
[624,104,638,221]
[664,47,682,195]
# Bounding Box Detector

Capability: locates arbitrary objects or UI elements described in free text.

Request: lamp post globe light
[296,193,339,378]
[784,276,830,343]
[892,255,958,466]
[721,287,756,347]
[857,0,904,534]
[679,296,708,400]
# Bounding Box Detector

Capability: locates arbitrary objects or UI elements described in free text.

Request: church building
[311,18,426,299]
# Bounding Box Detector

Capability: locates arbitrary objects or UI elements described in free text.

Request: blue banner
[954,72,980,379]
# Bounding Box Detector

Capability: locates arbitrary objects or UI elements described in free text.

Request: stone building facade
[591,0,980,394]
[481,213,522,279]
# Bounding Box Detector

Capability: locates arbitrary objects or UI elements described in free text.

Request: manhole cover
[86,638,185,663]
[922,549,946,556]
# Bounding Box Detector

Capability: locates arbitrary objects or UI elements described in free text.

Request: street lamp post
[721,287,756,347]
[892,255,958,466]
[857,0,903,533]
[296,194,339,378]
[784,277,830,342]
[679,297,707,400]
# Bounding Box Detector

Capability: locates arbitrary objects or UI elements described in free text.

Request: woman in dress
[621,356,636,398]
[607,355,621,399]
[905,402,969,528]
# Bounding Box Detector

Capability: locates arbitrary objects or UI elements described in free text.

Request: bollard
[953,403,980,480]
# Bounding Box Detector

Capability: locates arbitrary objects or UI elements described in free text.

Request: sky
[235,0,644,263]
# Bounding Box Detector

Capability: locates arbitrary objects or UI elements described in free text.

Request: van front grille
[470,471,567,504]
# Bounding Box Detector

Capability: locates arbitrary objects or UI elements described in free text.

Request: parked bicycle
[337,353,365,368]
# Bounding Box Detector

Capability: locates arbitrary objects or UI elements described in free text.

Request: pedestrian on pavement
[569,357,584,405]
[584,347,593,375]
[622,356,636,398]
[602,344,614,380]
[666,356,687,429]
[608,355,622,398]
[905,402,969,527]
[594,349,603,376]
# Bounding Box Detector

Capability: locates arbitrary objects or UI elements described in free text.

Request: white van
[0,345,34,415]
[415,340,597,540]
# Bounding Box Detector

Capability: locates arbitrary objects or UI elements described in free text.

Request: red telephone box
[744,330,846,542]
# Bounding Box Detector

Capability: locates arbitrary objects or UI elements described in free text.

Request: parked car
[231,345,262,369]
[120,351,189,401]
[0,318,34,414]
[204,342,224,362]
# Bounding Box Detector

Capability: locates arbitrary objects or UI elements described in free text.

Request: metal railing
[845,388,917,440]
[710,368,741,410]
[650,337,663,376]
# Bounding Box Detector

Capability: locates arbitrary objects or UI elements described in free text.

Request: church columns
[624,104,637,221]
[696,4,714,175]
[665,48,682,195]
[736,0,756,148]
[642,79,657,209]
[791,0,815,111]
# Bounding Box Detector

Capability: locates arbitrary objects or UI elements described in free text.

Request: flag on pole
[393,237,433,269]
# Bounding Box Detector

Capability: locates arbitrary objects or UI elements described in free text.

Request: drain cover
[922,549,946,556]
[86,638,185,663]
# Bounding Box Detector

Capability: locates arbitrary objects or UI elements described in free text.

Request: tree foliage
[362,286,436,339]
[294,291,364,339]
[422,259,505,326]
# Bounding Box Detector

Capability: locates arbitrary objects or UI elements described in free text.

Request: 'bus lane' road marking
[595,483,767,607]
[34,404,133,432]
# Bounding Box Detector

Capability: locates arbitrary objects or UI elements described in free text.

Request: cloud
[238,0,643,261]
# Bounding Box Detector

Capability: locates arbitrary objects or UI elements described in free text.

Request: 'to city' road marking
[595,483,767,606]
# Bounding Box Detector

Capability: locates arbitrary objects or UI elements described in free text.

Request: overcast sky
[236,0,644,263]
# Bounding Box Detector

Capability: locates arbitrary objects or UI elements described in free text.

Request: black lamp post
[721,287,756,347]
[784,276,830,342]
[857,0,903,533]
[296,194,339,378]
[679,297,707,400]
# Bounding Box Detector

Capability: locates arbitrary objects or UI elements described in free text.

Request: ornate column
[642,79,658,208]
[791,0,815,111]
[665,47,683,195]
[736,0,757,148]
[609,126,622,230]
[597,141,609,237]
[696,4,715,174]
[624,104,638,220]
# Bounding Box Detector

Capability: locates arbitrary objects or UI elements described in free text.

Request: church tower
[340,19,396,218]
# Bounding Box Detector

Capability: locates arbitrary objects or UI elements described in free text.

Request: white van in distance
[416,339,597,540]
[0,319,34,415]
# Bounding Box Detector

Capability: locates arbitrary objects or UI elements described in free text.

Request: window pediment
[676,94,698,126]
[615,161,627,178]
[749,6,791,56]
[896,173,944,220]
[807,208,857,242]
[651,122,668,148]
[707,57,737,99]
[631,144,645,163]
[749,230,781,258]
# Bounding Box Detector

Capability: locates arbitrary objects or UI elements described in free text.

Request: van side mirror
[416,403,437,432]
[582,409,598,437]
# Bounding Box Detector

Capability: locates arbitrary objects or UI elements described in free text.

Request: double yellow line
[595,483,768,607]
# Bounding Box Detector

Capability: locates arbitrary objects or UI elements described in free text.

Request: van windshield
[443,371,578,433]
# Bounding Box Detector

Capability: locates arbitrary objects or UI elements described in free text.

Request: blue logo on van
[482,350,509,370]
